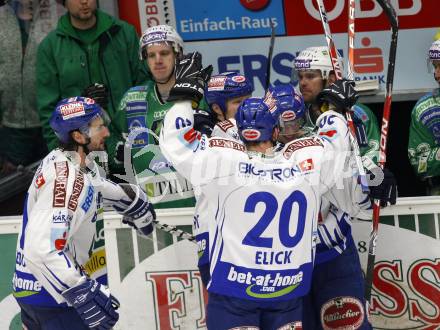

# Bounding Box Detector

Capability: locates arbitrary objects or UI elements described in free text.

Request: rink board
[1,197,440,329]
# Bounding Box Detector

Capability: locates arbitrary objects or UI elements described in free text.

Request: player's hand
[82,83,109,109]
[368,168,397,207]
[62,278,119,330]
[168,52,213,107]
[193,109,216,136]
[318,79,359,113]
[114,184,156,236]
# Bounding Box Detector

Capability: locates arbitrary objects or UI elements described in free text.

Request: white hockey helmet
[139,25,184,60]
[293,46,334,80]
[428,40,440,72]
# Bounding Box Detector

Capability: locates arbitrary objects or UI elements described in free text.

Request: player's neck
[246,141,274,155]
[157,77,176,102]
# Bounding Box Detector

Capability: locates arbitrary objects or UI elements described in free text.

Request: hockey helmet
[50,97,109,144]
[139,25,184,60]
[269,84,306,134]
[428,40,440,73]
[205,72,254,113]
[236,97,278,142]
[293,46,334,80]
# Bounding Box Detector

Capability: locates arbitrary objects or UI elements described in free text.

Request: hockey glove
[367,167,397,207]
[193,108,216,136]
[352,114,368,148]
[62,278,119,330]
[113,183,155,236]
[82,83,109,110]
[168,52,213,107]
[318,79,359,113]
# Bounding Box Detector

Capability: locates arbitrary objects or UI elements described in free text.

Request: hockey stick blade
[364,0,399,303]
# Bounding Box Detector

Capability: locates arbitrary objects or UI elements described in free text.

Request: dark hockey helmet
[205,72,254,113]
[50,96,109,143]
[236,97,279,142]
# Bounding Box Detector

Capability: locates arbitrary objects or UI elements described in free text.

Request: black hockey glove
[318,79,359,113]
[367,167,397,207]
[82,83,109,109]
[193,109,216,136]
[352,114,368,148]
[168,52,213,107]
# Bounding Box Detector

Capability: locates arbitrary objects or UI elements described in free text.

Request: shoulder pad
[283,137,323,159]
[208,138,246,152]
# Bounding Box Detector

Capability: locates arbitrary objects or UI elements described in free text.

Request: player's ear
[211,104,225,122]
[272,127,279,141]
[71,130,87,145]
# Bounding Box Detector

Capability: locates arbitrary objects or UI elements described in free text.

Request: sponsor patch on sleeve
[209,138,246,152]
[216,119,235,133]
[68,171,84,211]
[53,161,69,207]
[283,138,322,159]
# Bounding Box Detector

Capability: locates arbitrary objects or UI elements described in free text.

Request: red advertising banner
[284,0,440,36]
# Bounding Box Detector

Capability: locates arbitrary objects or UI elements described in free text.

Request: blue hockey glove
[113,183,155,236]
[352,114,368,148]
[62,278,119,330]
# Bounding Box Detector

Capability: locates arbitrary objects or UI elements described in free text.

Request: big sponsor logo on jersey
[53,161,69,207]
[238,161,300,181]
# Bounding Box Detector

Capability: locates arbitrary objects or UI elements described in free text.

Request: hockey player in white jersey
[13,97,156,330]
[160,52,370,329]
[195,71,253,287]
[271,82,396,329]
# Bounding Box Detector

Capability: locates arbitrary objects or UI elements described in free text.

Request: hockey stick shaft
[365,0,398,302]
[315,0,368,192]
[153,220,196,242]
[265,21,276,92]
[347,0,356,80]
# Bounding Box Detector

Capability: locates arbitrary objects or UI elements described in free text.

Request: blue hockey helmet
[205,72,254,113]
[269,84,306,131]
[236,97,278,142]
[50,96,108,144]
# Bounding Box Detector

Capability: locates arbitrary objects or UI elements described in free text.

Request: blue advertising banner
[174,0,285,41]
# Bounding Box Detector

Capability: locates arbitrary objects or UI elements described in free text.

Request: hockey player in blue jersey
[195,71,254,287]
[270,82,396,329]
[159,52,373,329]
[13,97,156,329]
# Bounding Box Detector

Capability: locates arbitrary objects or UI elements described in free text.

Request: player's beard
[71,7,96,23]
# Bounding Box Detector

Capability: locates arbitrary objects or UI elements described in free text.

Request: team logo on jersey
[320,296,364,330]
[68,171,84,211]
[241,128,261,141]
[60,102,85,120]
[298,158,314,172]
[34,174,45,189]
[53,161,69,207]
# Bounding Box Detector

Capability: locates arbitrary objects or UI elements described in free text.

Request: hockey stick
[347,0,356,80]
[152,220,196,242]
[315,0,368,192]
[364,0,398,303]
[265,20,276,92]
